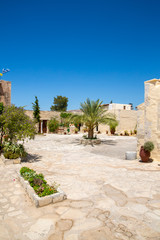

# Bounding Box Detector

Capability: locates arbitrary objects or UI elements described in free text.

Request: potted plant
[139,141,154,162]
[124,130,129,136]
[75,128,79,134]
[109,120,118,135]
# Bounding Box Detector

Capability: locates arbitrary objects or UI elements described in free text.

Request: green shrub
[4,152,20,159]
[144,141,154,152]
[20,166,35,175]
[20,167,58,197]
[124,130,129,136]
[48,118,59,133]
[109,120,118,135]
[3,142,27,159]
[83,134,87,139]
[75,127,79,133]
[134,129,137,134]
[0,105,36,144]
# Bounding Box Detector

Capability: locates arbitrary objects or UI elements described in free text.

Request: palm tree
[71,98,117,139]
[109,119,119,134]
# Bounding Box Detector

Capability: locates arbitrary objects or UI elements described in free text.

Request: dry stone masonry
[0,80,11,106]
[137,79,160,161]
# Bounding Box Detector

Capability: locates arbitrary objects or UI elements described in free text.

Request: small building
[101,103,132,111]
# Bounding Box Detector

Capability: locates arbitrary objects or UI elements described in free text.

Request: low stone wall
[17,171,67,207]
[80,138,101,145]
[1,154,21,165]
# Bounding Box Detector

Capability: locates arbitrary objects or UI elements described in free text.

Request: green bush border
[20,167,58,197]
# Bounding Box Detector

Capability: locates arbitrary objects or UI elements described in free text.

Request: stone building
[69,105,137,134]
[102,103,132,111]
[0,80,11,106]
[98,109,137,134]
[0,79,137,135]
[137,79,160,161]
[25,110,60,133]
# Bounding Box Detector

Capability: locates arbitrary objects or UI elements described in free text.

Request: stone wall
[25,110,60,133]
[25,109,137,135]
[25,110,60,120]
[137,79,160,161]
[0,80,11,106]
[98,109,137,134]
[137,103,145,148]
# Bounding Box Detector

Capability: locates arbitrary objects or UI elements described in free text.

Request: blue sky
[1,0,160,110]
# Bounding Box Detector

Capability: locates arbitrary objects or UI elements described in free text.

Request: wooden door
[43,120,47,133]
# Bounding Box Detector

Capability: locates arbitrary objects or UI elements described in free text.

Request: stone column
[137,79,160,161]
[0,80,11,106]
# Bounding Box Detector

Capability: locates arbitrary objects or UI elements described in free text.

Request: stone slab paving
[0,134,160,240]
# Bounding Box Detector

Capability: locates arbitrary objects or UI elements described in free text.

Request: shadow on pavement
[22,153,42,163]
[101,140,117,145]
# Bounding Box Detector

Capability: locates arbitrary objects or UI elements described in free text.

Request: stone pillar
[137,103,145,154]
[0,80,11,106]
[137,79,160,161]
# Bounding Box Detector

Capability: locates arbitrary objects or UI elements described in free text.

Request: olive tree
[0,105,36,144]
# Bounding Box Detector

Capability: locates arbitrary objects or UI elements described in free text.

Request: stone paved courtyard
[0,134,160,240]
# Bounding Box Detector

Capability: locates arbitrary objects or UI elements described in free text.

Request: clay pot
[139,146,150,162]
[110,129,115,135]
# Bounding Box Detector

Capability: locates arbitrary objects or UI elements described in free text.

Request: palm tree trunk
[88,128,93,139]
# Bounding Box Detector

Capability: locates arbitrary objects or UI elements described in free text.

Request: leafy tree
[60,112,72,127]
[71,98,116,139]
[60,112,72,119]
[0,102,4,115]
[48,118,59,133]
[0,105,36,144]
[32,96,40,122]
[0,103,4,147]
[50,96,68,112]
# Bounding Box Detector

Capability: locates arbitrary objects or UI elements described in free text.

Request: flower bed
[18,167,67,207]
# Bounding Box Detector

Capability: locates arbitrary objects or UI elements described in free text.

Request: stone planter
[1,154,21,165]
[17,171,67,207]
[80,138,101,145]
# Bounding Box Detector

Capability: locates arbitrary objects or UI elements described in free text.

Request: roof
[137,102,145,110]
[67,110,82,113]
[145,78,160,84]
[101,104,109,107]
